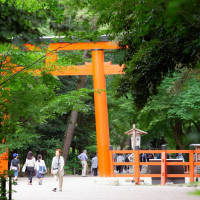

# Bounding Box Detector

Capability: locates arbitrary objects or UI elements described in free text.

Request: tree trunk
[62,75,87,163]
[192,120,200,133]
[170,119,185,149]
[62,51,87,164]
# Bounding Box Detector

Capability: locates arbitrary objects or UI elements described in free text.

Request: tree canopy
[77,0,200,108]
[1,0,200,181]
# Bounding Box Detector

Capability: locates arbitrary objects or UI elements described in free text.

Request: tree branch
[0,41,80,86]
[192,120,200,133]
[0,43,12,69]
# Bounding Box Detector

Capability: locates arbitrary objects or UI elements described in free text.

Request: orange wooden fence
[110,150,200,185]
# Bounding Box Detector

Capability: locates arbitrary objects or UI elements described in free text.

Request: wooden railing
[109,150,200,185]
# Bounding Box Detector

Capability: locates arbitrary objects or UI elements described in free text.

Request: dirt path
[12,176,199,200]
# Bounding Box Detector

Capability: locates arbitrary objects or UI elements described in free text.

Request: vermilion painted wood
[166,150,191,153]
[111,150,135,154]
[137,150,164,154]
[109,151,114,177]
[10,63,125,76]
[167,174,189,178]
[92,50,111,177]
[134,149,140,184]
[113,162,135,166]
[110,149,200,184]
[45,63,124,76]
[24,41,119,51]
[161,152,167,185]
[189,151,194,182]
[0,148,8,176]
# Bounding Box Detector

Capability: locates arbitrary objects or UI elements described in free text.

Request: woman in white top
[25,151,36,185]
[51,149,64,192]
[35,154,47,185]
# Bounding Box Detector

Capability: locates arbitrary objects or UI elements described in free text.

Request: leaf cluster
[79,0,200,109]
[0,0,65,44]
[137,69,200,148]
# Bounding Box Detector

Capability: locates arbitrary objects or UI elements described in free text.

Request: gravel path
[12,176,199,200]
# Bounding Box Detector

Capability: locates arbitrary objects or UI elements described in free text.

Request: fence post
[9,171,12,200]
[109,149,114,177]
[134,146,140,185]
[161,145,167,185]
[189,150,194,182]
[1,176,6,200]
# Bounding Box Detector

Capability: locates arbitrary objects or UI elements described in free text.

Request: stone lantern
[125,124,147,149]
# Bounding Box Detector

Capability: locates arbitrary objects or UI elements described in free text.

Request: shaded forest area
[0,0,200,174]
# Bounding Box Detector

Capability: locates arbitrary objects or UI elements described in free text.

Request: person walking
[124,155,130,173]
[117,154,125,174]
[51,149,64,192]
[78,150,88,177]
[35,154,47,185]
[10,153,20,183]
[91,154,98,176]
[25,151,36,185]
[147,153,154,162]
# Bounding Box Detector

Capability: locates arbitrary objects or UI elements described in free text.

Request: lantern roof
[125,128,147,136]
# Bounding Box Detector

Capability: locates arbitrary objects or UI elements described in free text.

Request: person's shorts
[14,170,18,177]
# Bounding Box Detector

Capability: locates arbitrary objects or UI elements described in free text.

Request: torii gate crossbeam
[19,40,124,177]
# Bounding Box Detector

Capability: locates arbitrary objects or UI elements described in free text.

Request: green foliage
[108,94,135,149]
[42,88,92,117]
[138,69,200,149]
[1,0,199,180]
[64,152,82,175]
[189,190,200,196]
[78,0,200,108]
[0,0,65,44]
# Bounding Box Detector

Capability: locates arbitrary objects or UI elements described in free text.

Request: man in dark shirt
[10,153,20,182]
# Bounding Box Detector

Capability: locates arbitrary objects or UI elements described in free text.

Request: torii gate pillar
[92,50,111,177]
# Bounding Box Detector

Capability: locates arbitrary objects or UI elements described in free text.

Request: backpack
[38,161,46,174]
[11,159,18,171]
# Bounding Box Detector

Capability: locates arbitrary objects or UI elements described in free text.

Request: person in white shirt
[117,154,125,174]
[25,151,36,185]
[35,154,47,185]
[176,153,185,162]
[51,149,64,192]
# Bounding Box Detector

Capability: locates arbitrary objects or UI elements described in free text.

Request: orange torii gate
[0,139,8,176]
[24,38,125,177]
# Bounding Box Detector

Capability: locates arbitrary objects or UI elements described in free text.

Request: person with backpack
[10,153,20,183]
[35,154,47,185]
